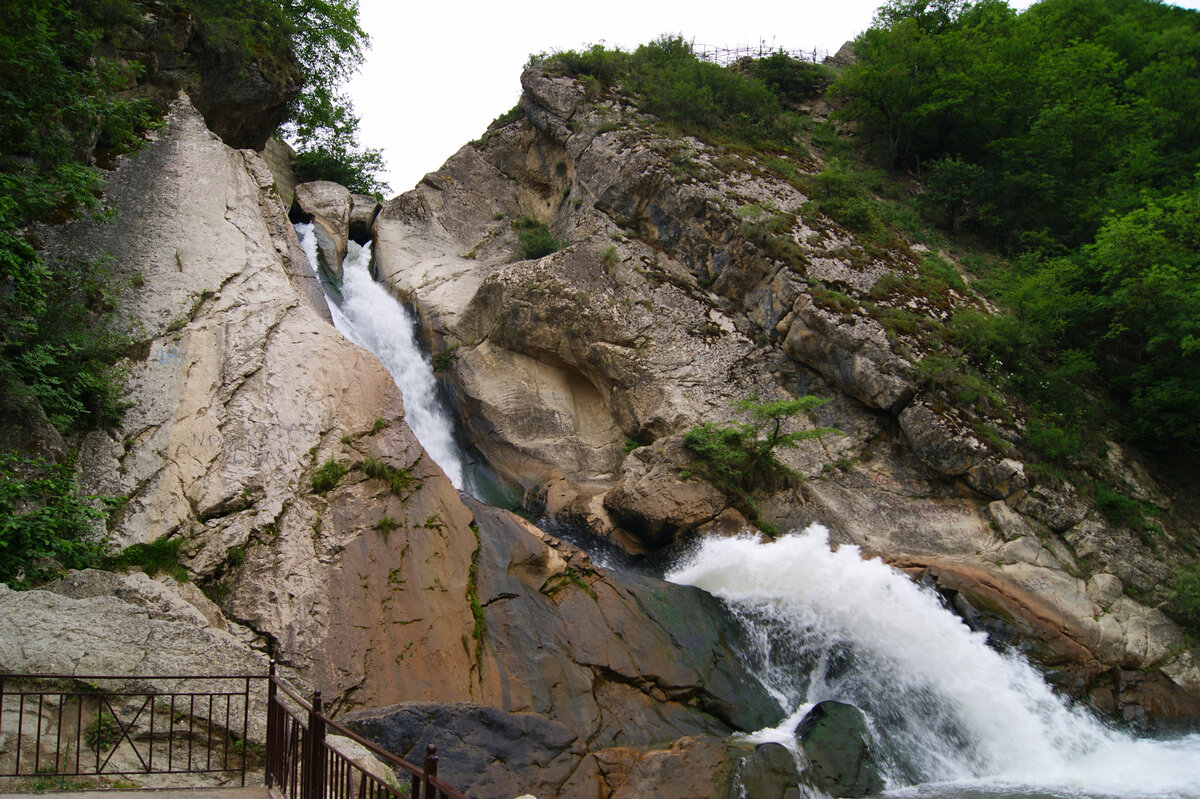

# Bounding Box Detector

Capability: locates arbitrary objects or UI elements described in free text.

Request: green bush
[512,216,564,260]
[360,457,422,499]
[1166,563,1200,637]
[293,140,388,197]
[104,537,188,582]
[541,36,797,145]
[748,51,832,103]
[85,710,121,752]
[0,452,113,589]
[312,459,347,494]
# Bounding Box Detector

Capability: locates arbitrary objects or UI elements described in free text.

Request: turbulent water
[667,527,1200,799]
[295,223,466,488]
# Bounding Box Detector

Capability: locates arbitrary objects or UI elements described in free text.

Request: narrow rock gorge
[3,30,1200,799]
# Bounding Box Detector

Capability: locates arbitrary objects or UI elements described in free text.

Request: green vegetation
[274,0,387,195]
[104,537,189,583]
[466,522,485,653]
[311,459,348,494]
[1166,563,1200,638]
[0,452,115,588]
[512,215,565,260]
[836,0,1200,458]
[0,1,154,436]
[533,36,805,144]
[359,457,423,499]
[541,565,597,600]
[373,515,401,541]
[85,709,121,752]
[432,345,458,372]
[683,397,839,527]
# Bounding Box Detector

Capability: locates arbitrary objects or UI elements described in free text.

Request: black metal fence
[0,673,257,784]
[1,666,470,799]
[692,41,831,66]
[265,664,467,799]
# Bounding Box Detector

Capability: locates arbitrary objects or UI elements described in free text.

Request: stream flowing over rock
[365,65,1199,727]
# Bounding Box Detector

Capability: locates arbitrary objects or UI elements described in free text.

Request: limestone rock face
[0,572,264,678]
[782,296,913,413]
[899,401,990,477]
[39,94,477,710]
[468,498,780,741]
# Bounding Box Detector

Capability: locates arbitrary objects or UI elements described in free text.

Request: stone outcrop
[294,180,353,282]
[365,62,1200,727]
[39,94,478,710]
[99,0,301,149]
[795,701,884,798]
[892,557,1200,722]
[467,498,779,740]
[349,193,381,244]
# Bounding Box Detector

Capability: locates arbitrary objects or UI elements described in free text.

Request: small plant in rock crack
[85,710,121,752]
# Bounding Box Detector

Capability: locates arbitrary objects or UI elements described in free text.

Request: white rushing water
[296,223,466,488]
[667,527,1200,799]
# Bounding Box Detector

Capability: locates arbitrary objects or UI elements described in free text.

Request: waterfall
[295,223,466,489]
[667,526,1200,799]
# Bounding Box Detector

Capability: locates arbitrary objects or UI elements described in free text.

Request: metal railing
[0,667,471,799]
[692,41,831,66]
[265,664,468,799]
[0,673,257,784]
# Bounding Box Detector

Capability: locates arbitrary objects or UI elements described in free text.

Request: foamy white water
[667,527,1200,798]
[296,223,465,488]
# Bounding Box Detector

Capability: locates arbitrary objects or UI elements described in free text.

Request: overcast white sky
[346,0,1193,196]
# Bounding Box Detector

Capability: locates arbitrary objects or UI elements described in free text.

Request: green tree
[683,397,839,524]
[0,452,113,588]
[279,0,389,195]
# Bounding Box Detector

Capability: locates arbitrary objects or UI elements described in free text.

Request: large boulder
[795,701,884,798]
[349,193,381,244]
[603,440,728,548]
[782,297,914,413]
[294,180,352,281]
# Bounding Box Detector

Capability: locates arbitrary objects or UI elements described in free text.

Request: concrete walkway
[0,789,268,799]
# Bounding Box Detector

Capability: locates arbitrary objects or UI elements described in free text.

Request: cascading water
[292,223,1199,798]
[668,526,1200,799]
[295,223,466,489]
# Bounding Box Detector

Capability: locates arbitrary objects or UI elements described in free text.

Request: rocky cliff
[4,53,1199,799]
[368,65,1200,727]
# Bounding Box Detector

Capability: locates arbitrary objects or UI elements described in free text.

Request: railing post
[304,690,326,799]
[265,662,278,788]
[421,744,437,799]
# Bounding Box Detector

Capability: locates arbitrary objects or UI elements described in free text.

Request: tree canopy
[836,0,1200,456]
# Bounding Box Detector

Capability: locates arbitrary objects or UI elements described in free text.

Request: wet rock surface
[795,701,885,798]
